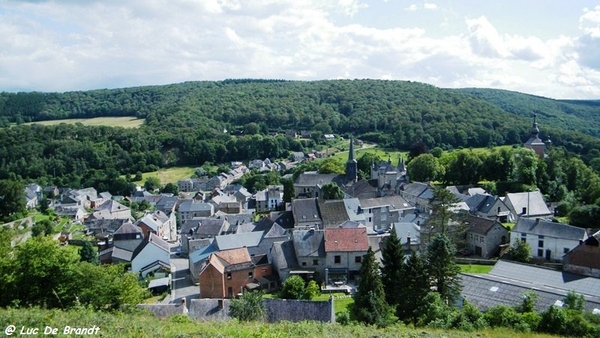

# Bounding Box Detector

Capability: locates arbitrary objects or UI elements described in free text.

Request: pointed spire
[531,113,540,136]
[347,136,356,163]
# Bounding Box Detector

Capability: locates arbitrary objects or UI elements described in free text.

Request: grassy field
[129,166,198,186]
[25,116,145,128]
[330,146,408,164]
[0,307,556,338]
[459,264,494,274]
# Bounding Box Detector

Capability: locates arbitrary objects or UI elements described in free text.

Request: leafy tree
[304,280,320,300]
[0,180,26,222]
[143,176,161,192]
[408,140,429,161]
[10,236,79,308]
[507,239,531,263]
[425,187,462,238]
[352,247,393,327]
[563,290,585,312]
[380,227,404,310]
[79,241,99,265]
[407,153,443,182]
[357,153,381,178]
[538,305,568,336]
[161,182,179,196]
[229,290,266,322]
[515,291,539,313]
[318,158,345,174]
[426,234,462,304]
[415,292,453,327]
[244,122,260,135]
[32,219,54,237]
[321,182,344,200]
[569,204,600,228]
[281,275,306,300]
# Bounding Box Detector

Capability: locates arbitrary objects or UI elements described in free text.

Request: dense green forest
[1,79,599,189]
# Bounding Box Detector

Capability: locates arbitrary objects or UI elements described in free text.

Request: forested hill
[1,79,600,187]
[458,88,600,138]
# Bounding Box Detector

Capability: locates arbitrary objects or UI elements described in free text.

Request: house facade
[323,227,369,285]
[359,195,414,232]
[198,247,272,298]
[464,215,509,258]
[511,218,588,261]
[563,230,600,278]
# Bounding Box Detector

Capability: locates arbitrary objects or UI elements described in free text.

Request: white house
[511,218,588,261]
[504,191,552,221]
[131,233,171,277]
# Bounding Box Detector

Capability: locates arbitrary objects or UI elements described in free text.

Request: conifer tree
[352,247,393,326]
[398,250,429,324]
[380,226,404,308]
[426,234,462,304]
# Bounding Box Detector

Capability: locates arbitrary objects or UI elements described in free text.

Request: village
[16,120,600,322]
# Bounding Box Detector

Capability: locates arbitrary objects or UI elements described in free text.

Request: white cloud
[0,0,598,99]
[424,3,438,10]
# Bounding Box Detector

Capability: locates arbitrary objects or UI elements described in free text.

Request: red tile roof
[324,228,369,252]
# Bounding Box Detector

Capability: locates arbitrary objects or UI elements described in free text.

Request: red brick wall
[198,265,225,298]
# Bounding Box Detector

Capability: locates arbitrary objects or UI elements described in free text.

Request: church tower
[346,137,358,183]
[524,114,546,158]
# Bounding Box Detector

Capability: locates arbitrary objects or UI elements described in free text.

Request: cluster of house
[23,118,600,315]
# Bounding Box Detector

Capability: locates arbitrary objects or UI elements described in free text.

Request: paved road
[166,242,199,305]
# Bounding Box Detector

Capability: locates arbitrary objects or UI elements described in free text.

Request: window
[334,255,341,264]
[537,249,543,257]
[355,256,362,264]
[313,259,319,266]
[248,272,253,279]
[227,273,231,280]
[480,236,484,243]
[564,248,570,254]
[538,236,544,248]
[521,234,527,241]
[368,217,372,222]
[497,207,501,213]
[301,261,307,267]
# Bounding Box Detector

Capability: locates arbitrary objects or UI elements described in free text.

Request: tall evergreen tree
[352,247,393,327]
[398,250,430,324]
[426,234,462,304]
[380,227,404,309]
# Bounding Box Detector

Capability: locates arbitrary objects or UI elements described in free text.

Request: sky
[1,0,600,99]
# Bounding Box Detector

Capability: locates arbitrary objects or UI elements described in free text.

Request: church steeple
[346,136,358,182]
[530,113,540,136]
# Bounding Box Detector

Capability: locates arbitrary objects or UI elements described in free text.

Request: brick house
[198,247,272,298]
[563,230,600,278]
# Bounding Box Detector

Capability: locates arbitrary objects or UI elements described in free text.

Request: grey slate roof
[295,172,337,186]
[292,229,325,257]
[85,218,130,234]
[401,182,433,199]
[214,231,264,251]
[271,211,295,229]
[360,195,412,210]
[195,218,227,237]
[464,194,492,212]
[392,222,421,245]
[489,260,600,299]
[512,218,587,241]
[132,233,170,260]
[319,200,350,228]
[114,222,143,235]
[178,201,214,212]
[292,198,321,222]
[270,240,299,271]
[461,273,600,312]
[344,179,378,199]
[464,214,500,235]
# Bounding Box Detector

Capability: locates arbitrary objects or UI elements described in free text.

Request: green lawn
[128,166,198,186]
[24,117,145,128]
[459,264,494,274]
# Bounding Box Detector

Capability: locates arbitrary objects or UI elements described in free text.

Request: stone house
[463,214,509,258]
